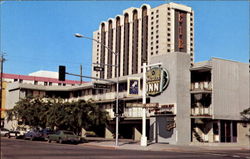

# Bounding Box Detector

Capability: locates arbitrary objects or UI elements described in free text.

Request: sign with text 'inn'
[146,67,170,96]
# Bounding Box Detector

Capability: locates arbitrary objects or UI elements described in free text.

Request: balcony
[191,102,212,117]
[190,81,212,92]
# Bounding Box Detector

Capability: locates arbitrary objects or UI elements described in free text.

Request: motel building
[4,2,250,146]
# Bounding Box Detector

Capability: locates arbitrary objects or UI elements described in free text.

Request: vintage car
[47,130,80,144]
[0,128,9,137]
[24,130,43,140]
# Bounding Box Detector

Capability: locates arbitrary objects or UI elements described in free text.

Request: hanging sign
[146,67,170,96]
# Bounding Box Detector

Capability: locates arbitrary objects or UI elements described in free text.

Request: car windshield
[64,131,74,135]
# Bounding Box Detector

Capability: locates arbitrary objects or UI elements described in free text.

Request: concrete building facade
[0,73,82,127]
[92,3,194,79]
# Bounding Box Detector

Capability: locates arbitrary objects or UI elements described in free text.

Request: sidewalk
[81,137,250,152]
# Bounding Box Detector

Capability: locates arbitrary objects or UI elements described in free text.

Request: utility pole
[0,54,6,127]
[80,64,83,84]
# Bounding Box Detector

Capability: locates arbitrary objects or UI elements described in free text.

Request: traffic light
[113,100,124,115]
[118,100,124,114]
[58,65,66,81]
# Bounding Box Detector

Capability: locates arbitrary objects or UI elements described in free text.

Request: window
[151,17,154,20]
[168,12,170,16]
[156,40,159,44]
[14,79,18,82]
[156,10,159,13]
[167,28,170,31]
[19,79,23,83]
[44,82,48,86]
[151,12,154,15]
[156,45,159,49]
[167,38,170,42]
[151,42,153,45]
[156,35,159,38]
[190,28,193,31]
[151,47,153,50]
[49,82,52,86]
[168,7,170,11]
[191,23,193,26]
[190,53,193,56]
[156,20,159,23]
[168,23,170,26]
[156,15,159,18]
[167,49,170,52]
[58,83,62,86]
[156,51,158,54]
[167,44,170,47]
[156,30,159,33]
[156,25,159,28]
[167,33,170,36]
[63,83,66,86]
[34,81,38,85]
[151,32,153,35]
[151,27,154,30]
[151,52,153,55]
[191,48,193,51]
[151,22,154,25]
[168,18,170,21]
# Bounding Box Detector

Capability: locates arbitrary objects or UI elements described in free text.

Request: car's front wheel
[30,136,35,141]
[47,138,51,143]
[59,138,63,144]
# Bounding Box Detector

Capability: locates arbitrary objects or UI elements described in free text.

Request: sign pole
[141,62,147,146]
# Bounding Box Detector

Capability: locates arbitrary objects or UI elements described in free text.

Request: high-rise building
[92,2,194,79]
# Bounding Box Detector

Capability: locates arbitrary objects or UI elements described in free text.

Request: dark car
[24,130,43,140]
[40,129,54,140]
[47,130,80,144]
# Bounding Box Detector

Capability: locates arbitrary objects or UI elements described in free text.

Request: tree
[6,97,109,135]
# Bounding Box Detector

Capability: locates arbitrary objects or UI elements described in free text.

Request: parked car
[7,130,22,139]
[0,128,9,137]
[47,130,80,144]
[40,128,55,140]
[24,130,43,140]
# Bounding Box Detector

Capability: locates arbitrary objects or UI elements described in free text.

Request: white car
[0,128,10,137]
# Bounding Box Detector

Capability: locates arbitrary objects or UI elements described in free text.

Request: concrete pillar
[218,120,221,142]
[81,128,87,138]
[230,121,233,142]
[105,126,114,139]
[133,127,142,141]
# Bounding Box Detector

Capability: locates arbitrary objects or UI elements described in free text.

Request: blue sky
[0,1,249,81]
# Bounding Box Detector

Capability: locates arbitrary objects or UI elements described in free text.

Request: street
[1,138,249,159]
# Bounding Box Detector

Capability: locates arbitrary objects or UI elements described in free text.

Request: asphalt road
[1,138,249,159]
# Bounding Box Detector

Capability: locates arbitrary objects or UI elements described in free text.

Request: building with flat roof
[5,57,249,145]
[92,2,194,79]
[0,73,82,127]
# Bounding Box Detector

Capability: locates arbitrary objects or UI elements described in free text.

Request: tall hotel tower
[92,2,194,79]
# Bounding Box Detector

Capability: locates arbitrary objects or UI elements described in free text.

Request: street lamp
[74,33,120,146]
